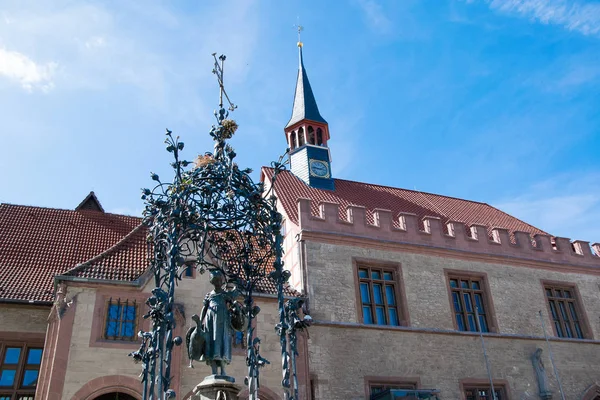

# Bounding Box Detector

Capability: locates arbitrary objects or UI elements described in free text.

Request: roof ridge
[61,222,147,277]
[0,202,142,220]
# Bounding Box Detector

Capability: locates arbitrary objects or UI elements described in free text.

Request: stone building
[1,44,600,400]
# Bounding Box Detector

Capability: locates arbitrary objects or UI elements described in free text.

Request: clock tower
[285,39,334,191]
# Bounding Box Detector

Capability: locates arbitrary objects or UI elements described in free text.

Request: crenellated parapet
[297,198,600,268]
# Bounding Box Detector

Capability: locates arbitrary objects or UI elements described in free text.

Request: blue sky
[0,0,599,241]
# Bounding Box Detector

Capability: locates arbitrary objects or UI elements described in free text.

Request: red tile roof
[0,203,142,303]
[263,168,548,237]
[62,223,148,282]
[0,202,296,303]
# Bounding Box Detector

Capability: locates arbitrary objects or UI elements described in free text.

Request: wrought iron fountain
[129,54,310,400]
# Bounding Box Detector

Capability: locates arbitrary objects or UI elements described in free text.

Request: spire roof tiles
[285,47,327,129]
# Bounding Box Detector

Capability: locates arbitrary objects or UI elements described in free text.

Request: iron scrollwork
[129,54,289,400]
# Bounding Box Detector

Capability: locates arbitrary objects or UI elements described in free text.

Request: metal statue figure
[186,270,245,377]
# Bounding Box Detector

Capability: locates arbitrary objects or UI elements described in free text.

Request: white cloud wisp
[494,172,600,242]
[477,0,600,37]
[0,48,56,92]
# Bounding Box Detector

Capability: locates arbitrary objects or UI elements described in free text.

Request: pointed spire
[285,43,327,129]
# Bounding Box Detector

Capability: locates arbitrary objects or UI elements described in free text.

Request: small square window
[233,331,246,349]
[104,298,138,341]
[184,264,194,278]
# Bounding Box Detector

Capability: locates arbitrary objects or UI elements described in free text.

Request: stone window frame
[352,258,410,327]
[364,376,420,399]
[0,335,44,399]
[460,378,511,400]
[102,297,139,341]
[90,290,149,349]
[540,279,593,340]
[443,269,499,334]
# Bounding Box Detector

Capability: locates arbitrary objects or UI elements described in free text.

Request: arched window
[316,128,323,145]
[307,126,315,144]
[290,131,297,149]
[298,127,305,147]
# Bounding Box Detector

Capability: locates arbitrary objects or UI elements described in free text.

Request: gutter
[54,274,144,286]
[0,298,52,307]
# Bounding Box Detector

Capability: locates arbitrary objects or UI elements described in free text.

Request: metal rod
[538,310,566,400]
[473,304,496,400]
[219,56,224,108]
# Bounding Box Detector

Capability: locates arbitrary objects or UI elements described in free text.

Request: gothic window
[104,298,137,341]
[357,265,403,326]
[0,344,42,399]
[298,127,305,147]
[447,273,494,333]
[544,284,588,339]
[316,128,323,145]
[290,131,297,150]
[307,126,315,144]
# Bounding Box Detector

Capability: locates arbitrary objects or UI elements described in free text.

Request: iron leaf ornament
[129,54,299,400]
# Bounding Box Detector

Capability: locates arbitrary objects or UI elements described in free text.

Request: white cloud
[494,172,600,242]
[85,36,106,49]
[480,0,600,36]
[0,0,260,120]
[0,48,56,92]
[357,0,393,33]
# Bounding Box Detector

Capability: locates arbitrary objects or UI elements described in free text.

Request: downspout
[296,233,309,303]
[295,232,312,399]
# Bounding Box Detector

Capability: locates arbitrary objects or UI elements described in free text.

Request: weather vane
[211,53,237,112]
[294,18,303,48]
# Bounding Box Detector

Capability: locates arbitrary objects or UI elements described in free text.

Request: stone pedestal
[191,375,242,400]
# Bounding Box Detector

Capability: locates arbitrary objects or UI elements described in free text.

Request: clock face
[309,160,329,178]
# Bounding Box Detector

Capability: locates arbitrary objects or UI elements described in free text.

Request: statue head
[209,269,225,288]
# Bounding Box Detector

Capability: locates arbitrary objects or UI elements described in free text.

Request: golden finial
[295,20,304,48]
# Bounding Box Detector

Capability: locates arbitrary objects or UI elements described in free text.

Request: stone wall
[304,239,600,399]
[0,304,49,334]
[58,274,290,399]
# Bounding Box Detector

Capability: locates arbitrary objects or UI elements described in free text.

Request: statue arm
[199,295,209,325]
